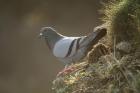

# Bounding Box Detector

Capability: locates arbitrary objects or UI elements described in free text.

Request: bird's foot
[57,65,76,77]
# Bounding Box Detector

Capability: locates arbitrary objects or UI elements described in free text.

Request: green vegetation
[102,0,140,45]
[52,0,140,93]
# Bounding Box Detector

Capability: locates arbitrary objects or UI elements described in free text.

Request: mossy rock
[52,42,140,93]
[102,0,140,46]
[52,0,140,93]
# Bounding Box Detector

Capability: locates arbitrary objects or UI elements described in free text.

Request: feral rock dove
[40,26,107,65]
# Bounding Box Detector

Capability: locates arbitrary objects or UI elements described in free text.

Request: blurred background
[0,0,104,93]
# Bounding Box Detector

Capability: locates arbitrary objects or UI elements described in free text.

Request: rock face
[52,0,140,93]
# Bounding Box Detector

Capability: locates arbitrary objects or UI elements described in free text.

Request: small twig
[113,35,116,58]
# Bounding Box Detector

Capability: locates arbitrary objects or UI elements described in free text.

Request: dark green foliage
[102,0,140,45]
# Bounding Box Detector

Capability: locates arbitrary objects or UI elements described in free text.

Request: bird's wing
[78,29,107,52]
[53,37,80,58]
[53,29,107,58]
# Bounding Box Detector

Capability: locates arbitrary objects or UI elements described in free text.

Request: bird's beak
[39,33,43,38]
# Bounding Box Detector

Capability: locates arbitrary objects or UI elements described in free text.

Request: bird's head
[39,27,58,39]
[39,27,63,49]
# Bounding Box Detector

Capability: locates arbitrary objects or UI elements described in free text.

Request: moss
[52,0,140,93]
[102,0,140,46]
[52,42,140,93]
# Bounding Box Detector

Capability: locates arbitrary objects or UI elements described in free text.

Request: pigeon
[40,26,107,65]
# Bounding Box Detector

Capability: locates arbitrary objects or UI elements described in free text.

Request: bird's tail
[83,26,107,52]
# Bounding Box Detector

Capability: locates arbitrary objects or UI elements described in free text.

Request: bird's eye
[40,33,43,36]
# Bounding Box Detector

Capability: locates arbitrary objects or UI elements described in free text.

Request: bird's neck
[45,33,63,50]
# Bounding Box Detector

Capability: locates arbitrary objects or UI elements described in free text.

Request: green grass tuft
[102,0,140,45]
